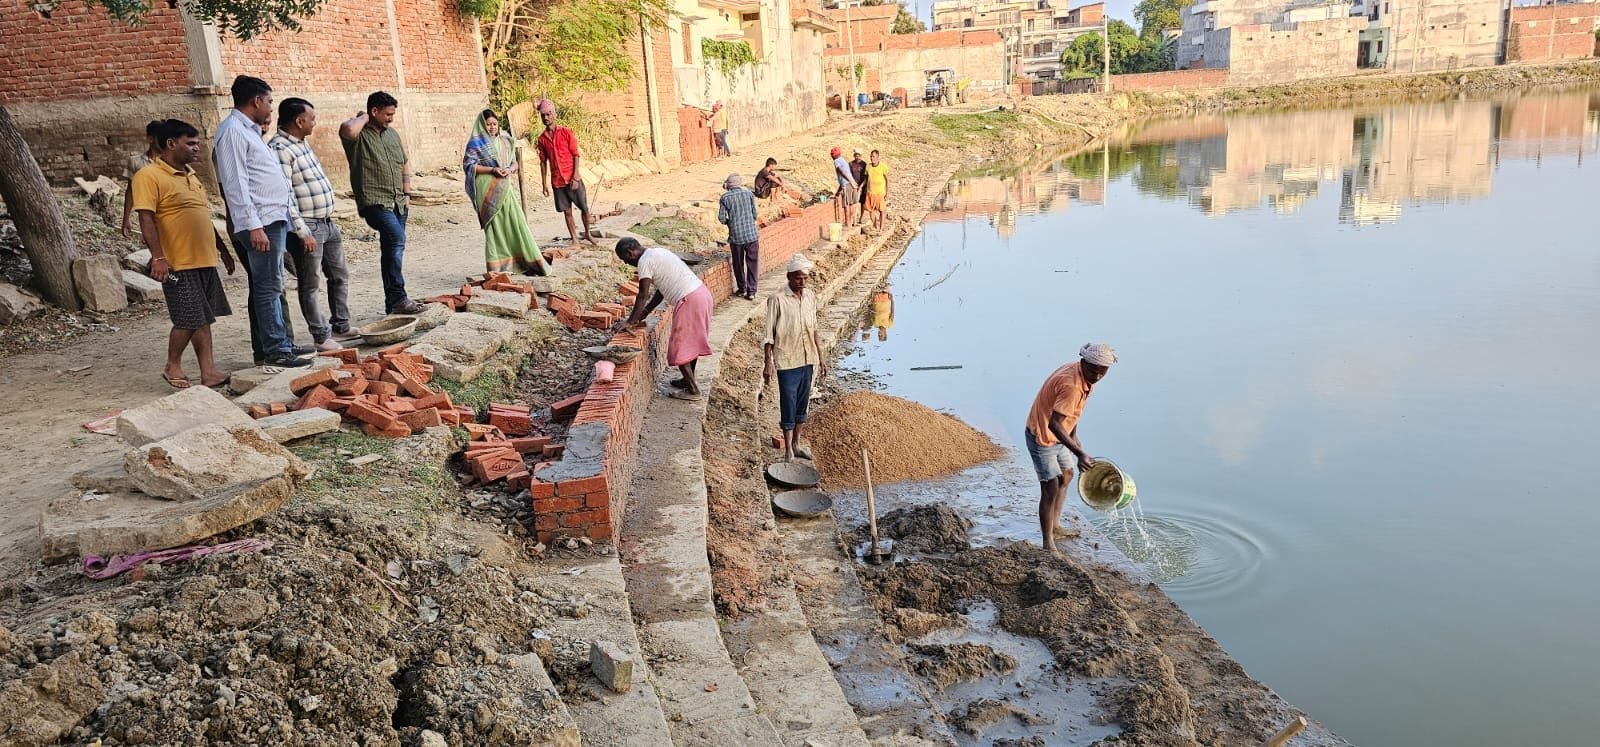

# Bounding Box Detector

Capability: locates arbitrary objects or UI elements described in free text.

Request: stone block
[70,460,137,493]
[126,424,308,502]
[0,281,46,325]
[466,289,532,319]
[116,385,260,447]
[589,640,632,693]
[122,270,164,303]
[411,301,454,331]
[407,313,515,382]
[527,276,558,294]
[255,408,341,443]
[122,249,152,273]
[39,476,294,561]
[71,255,128,313]
[233,356,341,407]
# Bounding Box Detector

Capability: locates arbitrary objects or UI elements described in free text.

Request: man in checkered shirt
[270,97,355,350]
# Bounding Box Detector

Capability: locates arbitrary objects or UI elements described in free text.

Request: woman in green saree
[464,109,548,275]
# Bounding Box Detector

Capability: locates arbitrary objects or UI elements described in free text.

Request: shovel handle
[862,449,879,545]
[1264,715,1306,747]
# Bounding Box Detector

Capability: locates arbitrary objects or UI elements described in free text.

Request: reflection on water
[843,86,1600,747]
[930,89,1600,228]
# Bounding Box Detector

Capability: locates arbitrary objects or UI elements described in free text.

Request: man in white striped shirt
[270,97,354,351]
[213,75,314,368]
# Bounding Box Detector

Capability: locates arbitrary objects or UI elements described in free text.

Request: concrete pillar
[382,0,420,157]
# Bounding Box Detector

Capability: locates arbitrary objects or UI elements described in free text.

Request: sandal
[668,390,702,401]
[162,373,192,390]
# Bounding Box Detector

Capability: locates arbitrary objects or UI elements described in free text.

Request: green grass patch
[930,109,1021,143]
[434,345,523,412]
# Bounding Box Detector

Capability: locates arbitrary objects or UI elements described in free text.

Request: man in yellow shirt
[706,101,731,158]
[131,119,238,389]
[863,149,889,232]
[763,254,826,462]
[1024,343,1116,552]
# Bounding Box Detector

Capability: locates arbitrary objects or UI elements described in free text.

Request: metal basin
[772,490,832,518]
[765,461,820,489]
[582,344,644,364]
[357,317,418,346]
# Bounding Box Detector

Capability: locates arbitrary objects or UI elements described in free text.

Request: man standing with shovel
[1025,343,1115,554]
[763,254,825,461]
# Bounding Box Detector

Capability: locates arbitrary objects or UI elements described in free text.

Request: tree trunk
[0,103,80,310]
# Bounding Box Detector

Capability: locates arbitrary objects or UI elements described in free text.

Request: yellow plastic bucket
[1078,459,1137,511]
[828,222,843,243]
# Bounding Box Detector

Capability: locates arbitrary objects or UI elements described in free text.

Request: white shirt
[213,109,305,235]
[637,247,704,306]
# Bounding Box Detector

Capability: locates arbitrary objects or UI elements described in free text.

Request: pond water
[840,88,1600,746]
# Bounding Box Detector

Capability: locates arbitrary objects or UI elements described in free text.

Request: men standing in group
[535,98,597,248]
[341,91,427,315]
[763,254,825,462]
[832,147,859,228]
[864,149,889,232]
[132,119,238,389]
[718,173,760,300]
[213,75,314,368]
[1025,343,1116,553]
[612,237,714,400]
[271,96,355,351]
[849,150,868,225]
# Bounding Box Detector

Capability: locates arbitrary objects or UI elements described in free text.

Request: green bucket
[1078,459,1137,511]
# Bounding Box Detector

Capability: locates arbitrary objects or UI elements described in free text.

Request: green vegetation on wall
[702,38,758,83]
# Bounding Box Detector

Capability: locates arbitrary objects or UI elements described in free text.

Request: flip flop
[162,373,191,390]
[200,377,230,389]
[668,390,702,401]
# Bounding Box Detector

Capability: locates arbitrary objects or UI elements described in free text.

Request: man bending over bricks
[612,238,714,400]
[132,119,238,390]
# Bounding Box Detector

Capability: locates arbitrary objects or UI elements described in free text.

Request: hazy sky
[902,0,1137,27]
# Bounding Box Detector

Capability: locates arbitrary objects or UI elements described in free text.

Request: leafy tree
[1133,0,1182,40]
[1060,20,1144,74]
[74,0,328,40]
[892,3,925,34]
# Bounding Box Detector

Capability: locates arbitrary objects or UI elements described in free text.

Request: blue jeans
[360,204,410,312]
[777,365,814,431]
[1024,428,1072,482]
[233,221,294,360]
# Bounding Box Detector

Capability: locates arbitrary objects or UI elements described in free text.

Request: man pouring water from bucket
[1025,343,1116,554]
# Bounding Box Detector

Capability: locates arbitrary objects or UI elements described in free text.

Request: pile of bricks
[461,424,565,488]
[244,345,470,438]
[423,269,555,311]
[547,280,639,333]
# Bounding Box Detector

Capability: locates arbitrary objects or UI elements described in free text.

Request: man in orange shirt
[1024,343,1116,553]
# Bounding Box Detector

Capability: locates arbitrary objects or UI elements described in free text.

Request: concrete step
[533,553,674,746]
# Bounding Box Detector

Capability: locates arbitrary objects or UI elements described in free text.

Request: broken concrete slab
[466,289,532,319]
[527,276,558,294]
[116,385,261,447]
[232,356,340,406]
[70,460,137,493]
[71,254,129,313]
[589,640,633,693]
[407,313,516,382]
[123,249,152,273]
[255,407,341,442]
[411,302,454,331]
[39,476,294,561]
[126,424,307,502]
[595,204,656,235]
[122,270,164,303]
[0,281,45,325]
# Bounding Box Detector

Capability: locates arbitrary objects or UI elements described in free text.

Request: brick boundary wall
[1112,68,1229,91]
[528,199,839,543]
[1506,5,1600,63]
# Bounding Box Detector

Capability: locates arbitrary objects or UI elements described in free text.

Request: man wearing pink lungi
[613,237,714,400]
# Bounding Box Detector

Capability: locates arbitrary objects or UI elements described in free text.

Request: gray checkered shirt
[718,187,759,245]
[268,131,336,220]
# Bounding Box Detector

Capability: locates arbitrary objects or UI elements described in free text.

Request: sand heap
[807,392,1003,488]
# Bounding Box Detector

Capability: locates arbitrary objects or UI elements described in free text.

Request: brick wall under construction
[1507,4,1599,63]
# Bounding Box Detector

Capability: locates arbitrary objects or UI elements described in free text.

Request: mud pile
[871,503,973,555]
[807,392,1003,488]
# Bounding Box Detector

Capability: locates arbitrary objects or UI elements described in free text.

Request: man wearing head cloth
[534,98,596,247]
[718,172,760,300]
[1024,343,1117,553]
[763,253,826,461]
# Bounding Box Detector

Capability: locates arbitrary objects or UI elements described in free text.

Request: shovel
[861,449,894,564]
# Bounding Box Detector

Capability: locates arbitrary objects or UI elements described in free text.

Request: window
[964,18,973,27]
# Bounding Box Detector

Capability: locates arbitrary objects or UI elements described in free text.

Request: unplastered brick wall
[527,199,838,542]
[1507,5,1600,63]
[583,22,683,164]
[1111,68,1229,92]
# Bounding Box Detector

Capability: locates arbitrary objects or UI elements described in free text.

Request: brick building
[1506,4,1600,63]
[0,0,488,187]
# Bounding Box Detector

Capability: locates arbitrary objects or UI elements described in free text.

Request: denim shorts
[1024,428,1072,482]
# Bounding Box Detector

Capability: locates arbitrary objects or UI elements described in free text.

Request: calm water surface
[842,88,1600,746]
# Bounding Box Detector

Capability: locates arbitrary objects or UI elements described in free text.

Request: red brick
[294,384,337,413]
[413,391,453,411]
[439,407,462,425]
[400,407,443,431]
[386,398,416,414]
[319,348,358,363]
[585,524,613,541]
[579,311,613,329]
[509,436,550,454]
[326,398,352,413]
[269,402,288,416]
[377,343,408,357]
[289,368,341,395]
[488,409,532,437]
[555,307,584,332]
[346,400,397,430]
[247,404,270,419]
[367,380,398,397]
[358,362,384,380]
[506,469,531,490]
[364,420,412,438]
[542,496,585,512]
[546,293,578,315]
[559,474,607,495]
[584,491,609,509]
[414,364,434,384]
[463,423,506,442]
[470,450,524,482]
[331,376,369,397]
[530,481,556,499]
[542,443,566,459]
[534,513,560,531]
[550,393,585,422]
[560,508,610,528]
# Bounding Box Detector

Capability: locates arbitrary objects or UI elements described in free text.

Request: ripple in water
[1090,502,1270,601]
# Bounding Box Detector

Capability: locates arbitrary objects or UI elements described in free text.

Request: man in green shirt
[340,91,425,315]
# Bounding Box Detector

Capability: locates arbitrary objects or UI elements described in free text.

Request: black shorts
[553,182,589,214]
[163,267,232,330]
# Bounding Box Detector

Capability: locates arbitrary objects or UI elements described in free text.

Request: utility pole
[1101,12,1111,94]
[846,1,856,112]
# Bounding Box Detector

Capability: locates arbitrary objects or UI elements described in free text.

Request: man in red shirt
[535,98,596,247]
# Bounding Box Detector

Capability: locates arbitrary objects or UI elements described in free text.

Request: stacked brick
[546,279,639,333]
[461,422,566,488]
[425,270,543,311]
[243,345,468,438]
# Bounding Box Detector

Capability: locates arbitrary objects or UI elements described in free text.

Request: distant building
[826,6,1009,103]
[930,0,1105,80]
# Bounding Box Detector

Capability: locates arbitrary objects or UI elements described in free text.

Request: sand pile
[807,392,1003,488]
